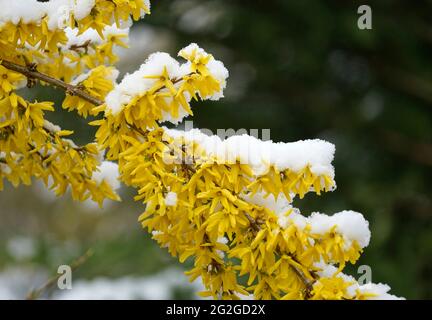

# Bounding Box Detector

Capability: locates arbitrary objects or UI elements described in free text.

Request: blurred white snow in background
[55,268,204,300]
[0,267,203,300]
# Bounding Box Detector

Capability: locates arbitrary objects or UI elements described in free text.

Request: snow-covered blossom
[164,128,335,177]
[356,283,404,300]
[164,192,178,206]
[0,0,95,30]
[313,262,404,300]
[104,43,229,122]
[93,161,120,191]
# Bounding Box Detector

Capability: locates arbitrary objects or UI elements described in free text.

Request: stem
[0,59,103,106]
[127,123,147,136]
[244,212,261,232]
[26,249,94,300]
[290,264,314,298]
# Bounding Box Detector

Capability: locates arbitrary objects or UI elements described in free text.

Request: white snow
[308,210,371,248]
[0,267,202,300]
[55,268,203,300]
[0,0,96,30]
[0,267,47,299]
[285,210,307,229]
[43,120,61,133]
[356,282,404,300]
[163,128,335,177]
[243,191,292,214]
[92,161,120,190]
[287,210,371,248]
[217,236,229,245]
[164,191,178,206]
[6,236,36,261]
[0,0,150,30]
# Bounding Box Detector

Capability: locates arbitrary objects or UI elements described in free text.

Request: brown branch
[26,249,94,300]
[0,59,103,106]
[273,250,317,299]
[69,39,92,54]
[289,263,314,299]
[244,212,261,232]
[1,58,190,108]
[127,123,147,136]
[0,59,196,141]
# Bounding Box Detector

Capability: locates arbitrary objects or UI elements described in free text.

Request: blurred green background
[1,0,431,299]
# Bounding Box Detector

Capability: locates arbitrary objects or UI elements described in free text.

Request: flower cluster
[92,43,228,159]
[91,40,401,298]
[0,93,119,205]
[0,0,148,204]
[63,65,119,117]
[0,0,402,300]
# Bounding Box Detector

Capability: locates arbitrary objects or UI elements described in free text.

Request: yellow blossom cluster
[0,0,147,82]
[0,92,118,205]
[0,0,401,300]
[89,42,393,298]
[0,0,149,205]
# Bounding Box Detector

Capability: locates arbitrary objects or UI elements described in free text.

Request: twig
[275,249,316,299]
[26,249,94,300]
[69,40,92,54]
[127,123,147,136]
[290,264,314,298]
[0,59,103,106]
[1,59,191,108]
[244,212,262,232]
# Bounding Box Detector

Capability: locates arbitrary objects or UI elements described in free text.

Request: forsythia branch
[0,59,104,106]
